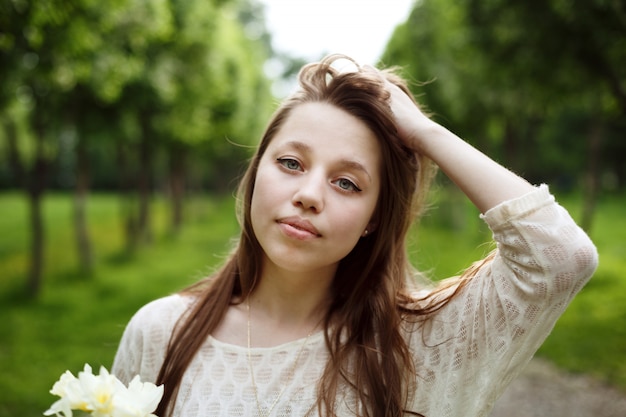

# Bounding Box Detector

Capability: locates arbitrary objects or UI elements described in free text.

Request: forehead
[268,102,381,166]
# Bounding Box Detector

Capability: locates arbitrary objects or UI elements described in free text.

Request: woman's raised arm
[387,81,535,213]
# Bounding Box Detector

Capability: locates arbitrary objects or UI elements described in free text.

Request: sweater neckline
[208,330,325,353]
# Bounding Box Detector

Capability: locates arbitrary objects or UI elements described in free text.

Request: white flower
[46,370,82,417]
[111,376,164,417]
[79,365,124,416]
[45,365,102,417]
[44,364,163,417]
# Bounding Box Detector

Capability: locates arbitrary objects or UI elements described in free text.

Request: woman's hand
[384,80,439,155]
[363,64,440,154]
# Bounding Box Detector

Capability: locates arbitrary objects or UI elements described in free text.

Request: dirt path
[489,358,626,417]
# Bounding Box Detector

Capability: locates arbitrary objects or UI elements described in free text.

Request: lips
[277,216,321,239]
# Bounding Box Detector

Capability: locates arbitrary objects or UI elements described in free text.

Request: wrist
[405,121,449,156]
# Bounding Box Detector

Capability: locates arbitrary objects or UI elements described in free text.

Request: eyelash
[277,157,302,171]
[334,178,361,192]
[276,158,362,193]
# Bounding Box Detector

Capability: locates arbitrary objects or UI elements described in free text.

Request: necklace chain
[246,299,320,417]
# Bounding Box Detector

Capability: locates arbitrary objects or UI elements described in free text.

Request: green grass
[0,187,624,416]
[409,185,495,278]
[0,192,239,417]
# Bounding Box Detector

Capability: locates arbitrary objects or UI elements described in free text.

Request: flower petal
[43,398,73,417]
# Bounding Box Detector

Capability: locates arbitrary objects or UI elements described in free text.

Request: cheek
[250,183,269,229]
[250,167,274,210]
[331,203,375,239]
[250,168,283,231]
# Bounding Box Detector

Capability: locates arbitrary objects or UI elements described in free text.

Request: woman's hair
[155,54,470,417]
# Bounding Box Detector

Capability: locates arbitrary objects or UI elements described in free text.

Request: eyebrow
[282,140,373,182]
[337,159,372,182]
[283,140,311,153]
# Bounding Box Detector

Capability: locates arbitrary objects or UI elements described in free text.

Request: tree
[114,0,274,241]
[1,0,72,295]
[1,0,276,296]
[464,0,626,231]
[0,0,176,293]
[382,0,625,232]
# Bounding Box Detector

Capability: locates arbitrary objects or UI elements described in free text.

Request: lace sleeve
[408,185,598,416]
[479,184,598,343]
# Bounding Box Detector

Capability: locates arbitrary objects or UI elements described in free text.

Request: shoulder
[113,294,196,383]
[135,293,192,317]
[125,294,195,337]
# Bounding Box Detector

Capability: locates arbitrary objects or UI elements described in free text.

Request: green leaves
[382,0,626,189]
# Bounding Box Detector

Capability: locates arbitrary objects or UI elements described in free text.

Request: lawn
[0,187,623,416]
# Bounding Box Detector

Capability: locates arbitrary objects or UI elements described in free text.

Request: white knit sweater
[112,185,598,417]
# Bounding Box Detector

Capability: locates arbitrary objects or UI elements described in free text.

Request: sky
[260,0,415,65]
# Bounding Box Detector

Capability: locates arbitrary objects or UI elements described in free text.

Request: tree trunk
[74,137,93,275]
[116,140,138,253]
[4,117,46,297]
[26,123,48,298]
[169,143,186,235]
[580,119,603,233]
[27,186,44,297]
[137,116,153,244]
[4,120,25,188]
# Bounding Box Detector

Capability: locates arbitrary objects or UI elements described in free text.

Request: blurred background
[1,0,624,415]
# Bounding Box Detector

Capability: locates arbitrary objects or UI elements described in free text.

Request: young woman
[112,55,598,417]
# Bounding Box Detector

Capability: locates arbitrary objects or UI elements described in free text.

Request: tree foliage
[382,0,625,194]
[0,0,275,296]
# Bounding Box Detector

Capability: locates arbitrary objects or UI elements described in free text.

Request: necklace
[246,298,321,417]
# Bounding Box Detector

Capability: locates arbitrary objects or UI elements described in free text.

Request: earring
[363,229,369,237]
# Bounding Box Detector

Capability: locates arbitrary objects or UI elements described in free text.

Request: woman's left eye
[277,158,301,171]
[334,178,361,192]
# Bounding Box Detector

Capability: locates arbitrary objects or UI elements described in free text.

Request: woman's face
[250,102,382,278]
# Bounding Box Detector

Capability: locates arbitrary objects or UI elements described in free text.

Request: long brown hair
[155,55,472,416]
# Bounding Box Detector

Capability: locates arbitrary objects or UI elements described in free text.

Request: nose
[292,171,325,212]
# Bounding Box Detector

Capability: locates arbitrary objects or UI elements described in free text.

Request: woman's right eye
[277,158,302,171]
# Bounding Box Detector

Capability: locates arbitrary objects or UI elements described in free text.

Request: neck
[249,260,334,329]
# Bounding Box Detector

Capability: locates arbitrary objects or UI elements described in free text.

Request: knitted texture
[112,185,598,417]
